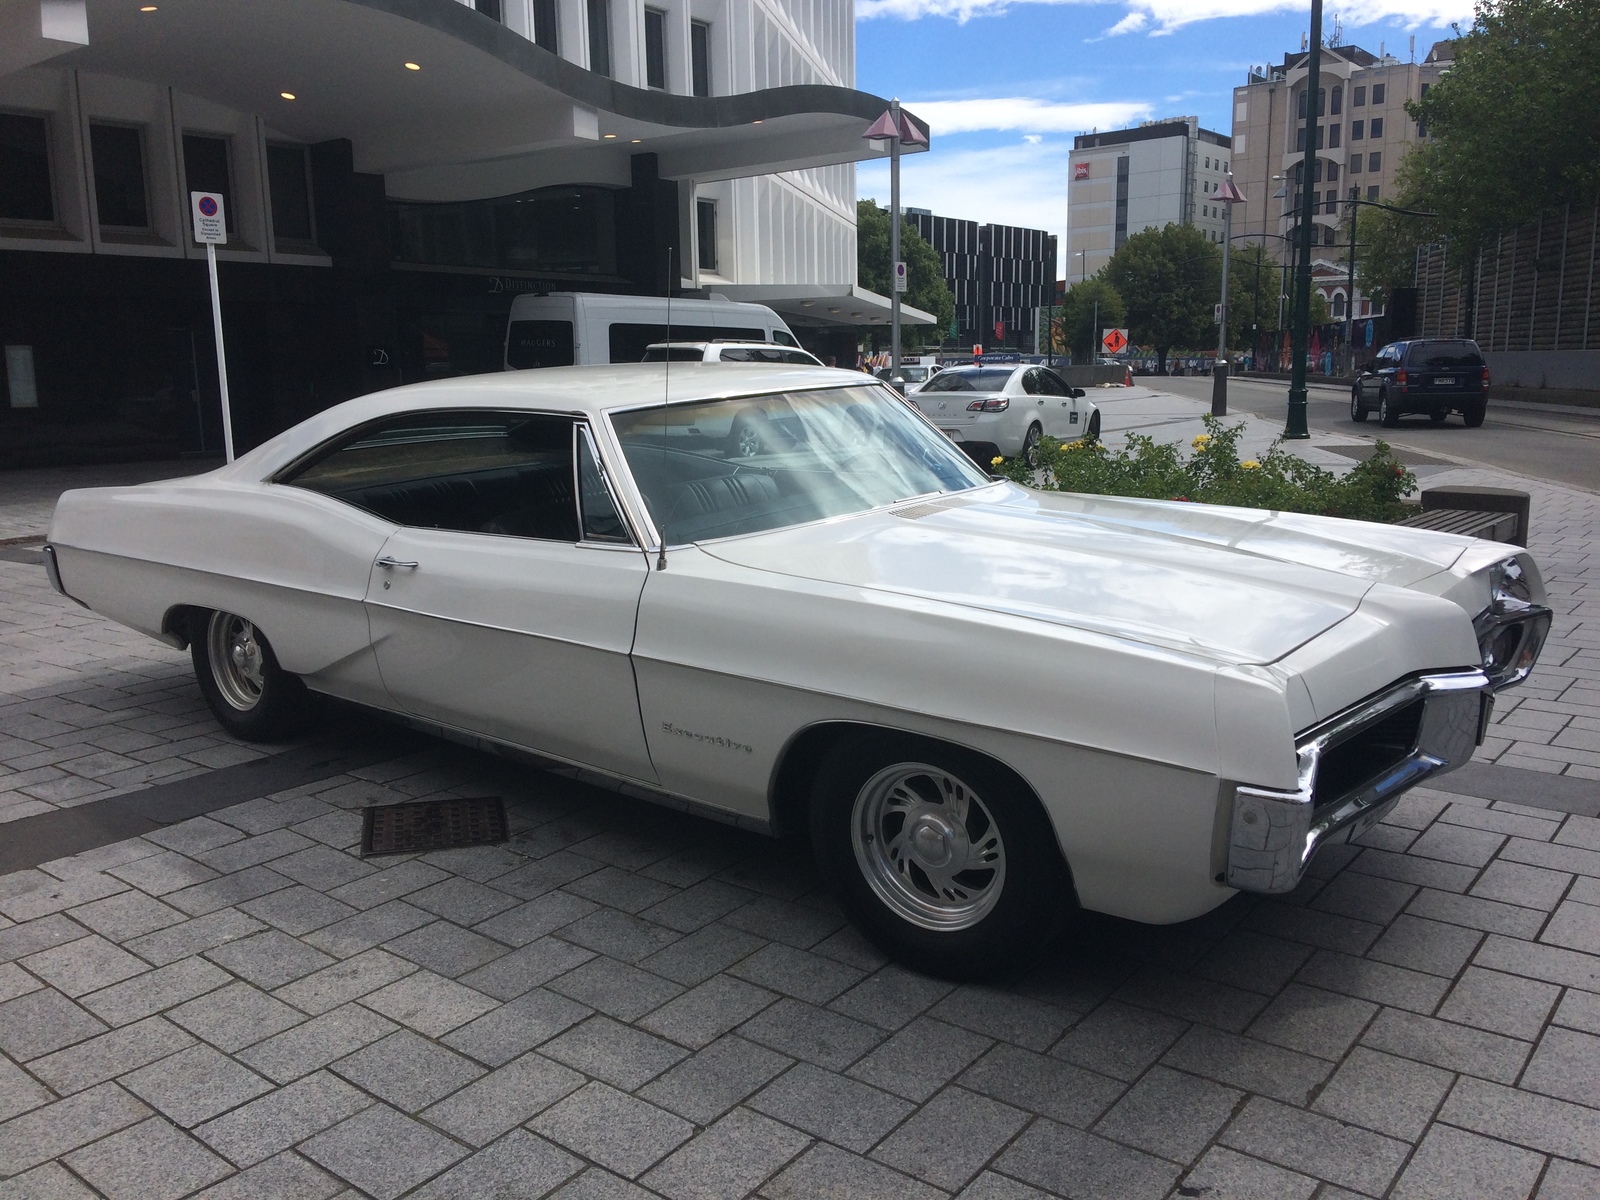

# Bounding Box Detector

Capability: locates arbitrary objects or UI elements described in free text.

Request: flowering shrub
[992,416,1418,523]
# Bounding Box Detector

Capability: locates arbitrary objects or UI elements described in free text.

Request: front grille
[1311,698,1424,810]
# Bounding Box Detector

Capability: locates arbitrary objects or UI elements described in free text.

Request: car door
[1034,369,1083,438]
[295,407,657,782]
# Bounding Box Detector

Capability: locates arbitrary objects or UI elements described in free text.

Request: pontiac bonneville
[45,365,1550,975]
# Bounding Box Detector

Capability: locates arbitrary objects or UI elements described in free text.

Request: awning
[699,284,938,329]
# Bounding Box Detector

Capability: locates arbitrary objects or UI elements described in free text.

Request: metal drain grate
[361,796,508,856]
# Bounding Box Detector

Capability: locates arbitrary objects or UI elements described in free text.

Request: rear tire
[190,610,308,741]
[1379,391,1400,427]
[1022,423,1044,467]
[1350,390,1368,422]
[1463,400,1487,428]
[809,731,1075,978]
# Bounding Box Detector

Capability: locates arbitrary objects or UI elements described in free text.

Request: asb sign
[190,191,226,244]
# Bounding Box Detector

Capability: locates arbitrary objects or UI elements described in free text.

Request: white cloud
[858,0,1473,34]
[1103,12,1146,36]
[860,140,1076,272]
[1024,133,1044,144]
[905,96,1152,135]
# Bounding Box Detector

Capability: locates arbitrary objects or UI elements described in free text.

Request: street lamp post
[863,102,927,378]
[1212,174,1245,416]
[1286,0,1323,440]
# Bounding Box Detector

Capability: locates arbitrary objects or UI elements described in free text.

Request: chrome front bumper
[1226,670,1492,894]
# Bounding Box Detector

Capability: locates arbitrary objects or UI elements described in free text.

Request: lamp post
[1286,0,1323,439]
[1212,174,1246,416]
[864,102,927,378]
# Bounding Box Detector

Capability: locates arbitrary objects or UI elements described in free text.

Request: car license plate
[940,428,960,439]
[1435,377,1456,386]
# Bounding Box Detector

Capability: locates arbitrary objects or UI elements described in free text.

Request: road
[1152,374,1600,493]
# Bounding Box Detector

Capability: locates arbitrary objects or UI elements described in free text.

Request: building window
[696,198,717,272]
[1317,88,1326,116]
[644,9,666,89]
[1351,120,1364,140]
[1369,117,1384,139]
[587,0,611,77]
[5,345,38,408]
[1367,184,1380,201]
[266,143,314,246]
[1353,85,1366,107]
[474,0,503,20]
[1331,86,1342,115]
[1114,155,1129,249]
[1349,154,1361,174]
[1368,151,1381,172]
[0,112,54,224]
[1295,126,1305,152]
[690,21,711,96]
[1327,163,1339,181]
[1371,83,1385,104]
[533,0,558,52]
[1334,293,1346,316]
[1315,126,1325,150]
[1298,89,1307,119]
[182,133,234,234]
[1329,123,1340,148]
[1324,227,1335,245]
[89,123,149,230]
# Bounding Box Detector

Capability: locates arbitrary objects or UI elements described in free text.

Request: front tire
[809,732,1075,978]
[1350,389,1368,422]
[191,610,308,741]
[1379,390,1400,427]
[1086,410,1102,443]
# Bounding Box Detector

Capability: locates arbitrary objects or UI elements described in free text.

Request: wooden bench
[1398,486,1530,545]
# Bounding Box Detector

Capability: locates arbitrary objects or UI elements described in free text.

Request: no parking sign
[191,191,227,244]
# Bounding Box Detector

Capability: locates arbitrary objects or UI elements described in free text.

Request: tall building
[905,209,1057,350]
[1229,40,1454,320]
[1066,118,1232,280]
[0,0,920,462]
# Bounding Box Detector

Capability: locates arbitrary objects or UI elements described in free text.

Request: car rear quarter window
[1407,343,1484,370]
[280,410,582,542]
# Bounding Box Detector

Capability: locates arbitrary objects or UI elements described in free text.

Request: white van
[504,292,800,370]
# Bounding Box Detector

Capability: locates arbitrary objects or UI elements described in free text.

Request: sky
[853,0,1476,272]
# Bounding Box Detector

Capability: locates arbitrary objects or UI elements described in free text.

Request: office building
[905,209,1056,350]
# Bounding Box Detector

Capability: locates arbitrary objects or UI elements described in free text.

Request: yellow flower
[1241,459,1260,469]
[991,455,1004,466]
[1192,434,1211,449]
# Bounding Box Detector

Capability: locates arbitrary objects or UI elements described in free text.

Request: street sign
[1101,328,1129,355]
[190,191,226,244]
[893,261,907,292]
[1214,303,1224,324]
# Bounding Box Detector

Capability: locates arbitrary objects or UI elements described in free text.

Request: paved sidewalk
[1,402,1598,1199]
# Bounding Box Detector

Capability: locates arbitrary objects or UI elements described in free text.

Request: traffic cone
[1124,364,1133,387]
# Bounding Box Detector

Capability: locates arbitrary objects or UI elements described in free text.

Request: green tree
[1405,0,1600,252]
[1226,242,1278,349]
[1059,279,1126,362]
[856,200,955,342]
[1348,202,1421,311]
[1103,224,1220,372]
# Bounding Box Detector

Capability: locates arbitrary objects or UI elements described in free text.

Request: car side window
[1035,370,1068,396]
[279,410,581,542]
[1021,370,1041,395]
[577,428,632,544]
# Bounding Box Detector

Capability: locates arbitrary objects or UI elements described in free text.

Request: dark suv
[1352,339,1490,428]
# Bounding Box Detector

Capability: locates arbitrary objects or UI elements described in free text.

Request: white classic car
[911,364,1101,466]
[44,366,1550,976]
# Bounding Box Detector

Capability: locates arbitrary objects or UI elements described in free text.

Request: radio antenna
[657,246,672,571]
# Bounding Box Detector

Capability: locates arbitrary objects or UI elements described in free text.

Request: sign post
[190,191,234,462]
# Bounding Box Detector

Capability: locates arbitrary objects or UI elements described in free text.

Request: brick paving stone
[1244,982,1377,1060]
[186,1151,344,1200]
[63,1116,232,1200]
[637,1035,793,1125]
[28,1015,193,1095]
[1552,987,1600,1034]
[121,1042,274,1127]
[0,1056,52,1124]
[748,1061,913,1152]
[407,1130,583,1200]
[726,941,865,1004]
[1111,965,1269,1033]
[1310,1046,1455,1142]
[719,895,844,949]
[1542,899,1600,954]
[958,1042,1124,1129]
[0,962,39,1004]
[236,1003,397,1084]
[636,974,774,1048]
[302,899,434,958]
[1092,1064,1241,1163]
[203,928,336,990]
[0,914,91,963]
[1177,1146,1319,1200]
[996,1119,1180,1200]
[0,1082,151,1177]
[1368,913,1486,977]
[1473,933,1600,991]
[268,845,375,892]
[169,980,306,1052]
[358,968,497,1035]
[124,908,266,966]
[193,1071,373,1167]
[737,997,885,1070]
[67,890,185,941]
[1519,1026,1600,1107]
[1050,999,1188,1081]
[22,933,147,997]
[0,872,127,922]
[420,1051,584,1146]
[1537,1160,1600,1199]
[165,865,296,918]
[195,830,316,874]
[1311,872,1419,925]
[237,885,358,936]
[827,965,955,1031]
[925,985,1073,1052]
[300,1104,468,1200]
[642,1107,810,1200]
[1407,888,1548,938]
[383,919,509,978]
[1362,1007,1533,1083]
[0,987,107,1060]
[1409,822,1508,867]
[471,891,598,946]
[272,947,417,1015]
[79,956,230,1026]
[847,1016,993,1103]
[459,935,595,1000]
[442,987,592,1067]
[762,1143,942,1200]
[640,924,766,987]
[107,850,220,897]
[638,879,754,933]
[532,1081,694,1179]
[146,816,244,856]
[331,1027,485,1111]
[871,1087,1028,1192]
[1161,1026,1332,1107]
[1190,929,1314,996]
[1346,847,1481,892]
[1295,948,1453,1013]
[1219,1096,1410,1195]
[1438,966,1561,1040]
[0,1161,102,1199]
[549,954,687,1023]
[1390,1124,1546,1200]
[541,1014,689,1089]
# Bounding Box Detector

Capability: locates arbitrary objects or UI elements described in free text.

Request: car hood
[700,483,1470,665]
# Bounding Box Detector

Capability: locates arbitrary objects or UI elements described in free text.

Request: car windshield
[1410,343,1484,370]
[610,385,989,544]
[717,346,819,365]
[919,368,1015,393]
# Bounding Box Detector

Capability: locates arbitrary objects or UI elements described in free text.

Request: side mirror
[1069,387,1086,399]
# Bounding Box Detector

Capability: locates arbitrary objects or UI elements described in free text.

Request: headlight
[1473,556,1551,690]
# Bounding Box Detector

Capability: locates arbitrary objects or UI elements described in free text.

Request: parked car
[912,364,1100,465]
[45,365,1549,975]
[1352,338,1490,427]
[643,342,823,366]
[875,363,941,393]
[504,292,799,369]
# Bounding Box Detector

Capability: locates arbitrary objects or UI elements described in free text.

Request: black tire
[809,731,1076,978]
[1350,389,1368,422]
[1463,400,1487,428]
[1429,410,1449,424]
[1022,423,1044,467]
[1086,409,1102,443]
[190,609,308,741]
[1379,390,1400,427]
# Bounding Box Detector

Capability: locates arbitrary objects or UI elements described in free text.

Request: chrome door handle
[377,557,418,570]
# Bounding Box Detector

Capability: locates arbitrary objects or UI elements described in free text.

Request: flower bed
[991,416,1418,523]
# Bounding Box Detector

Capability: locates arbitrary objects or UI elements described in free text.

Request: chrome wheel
[736,424,763,457]
[852,761,1007,931]
[207,611,264,711]
[1022,424,1043,467]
